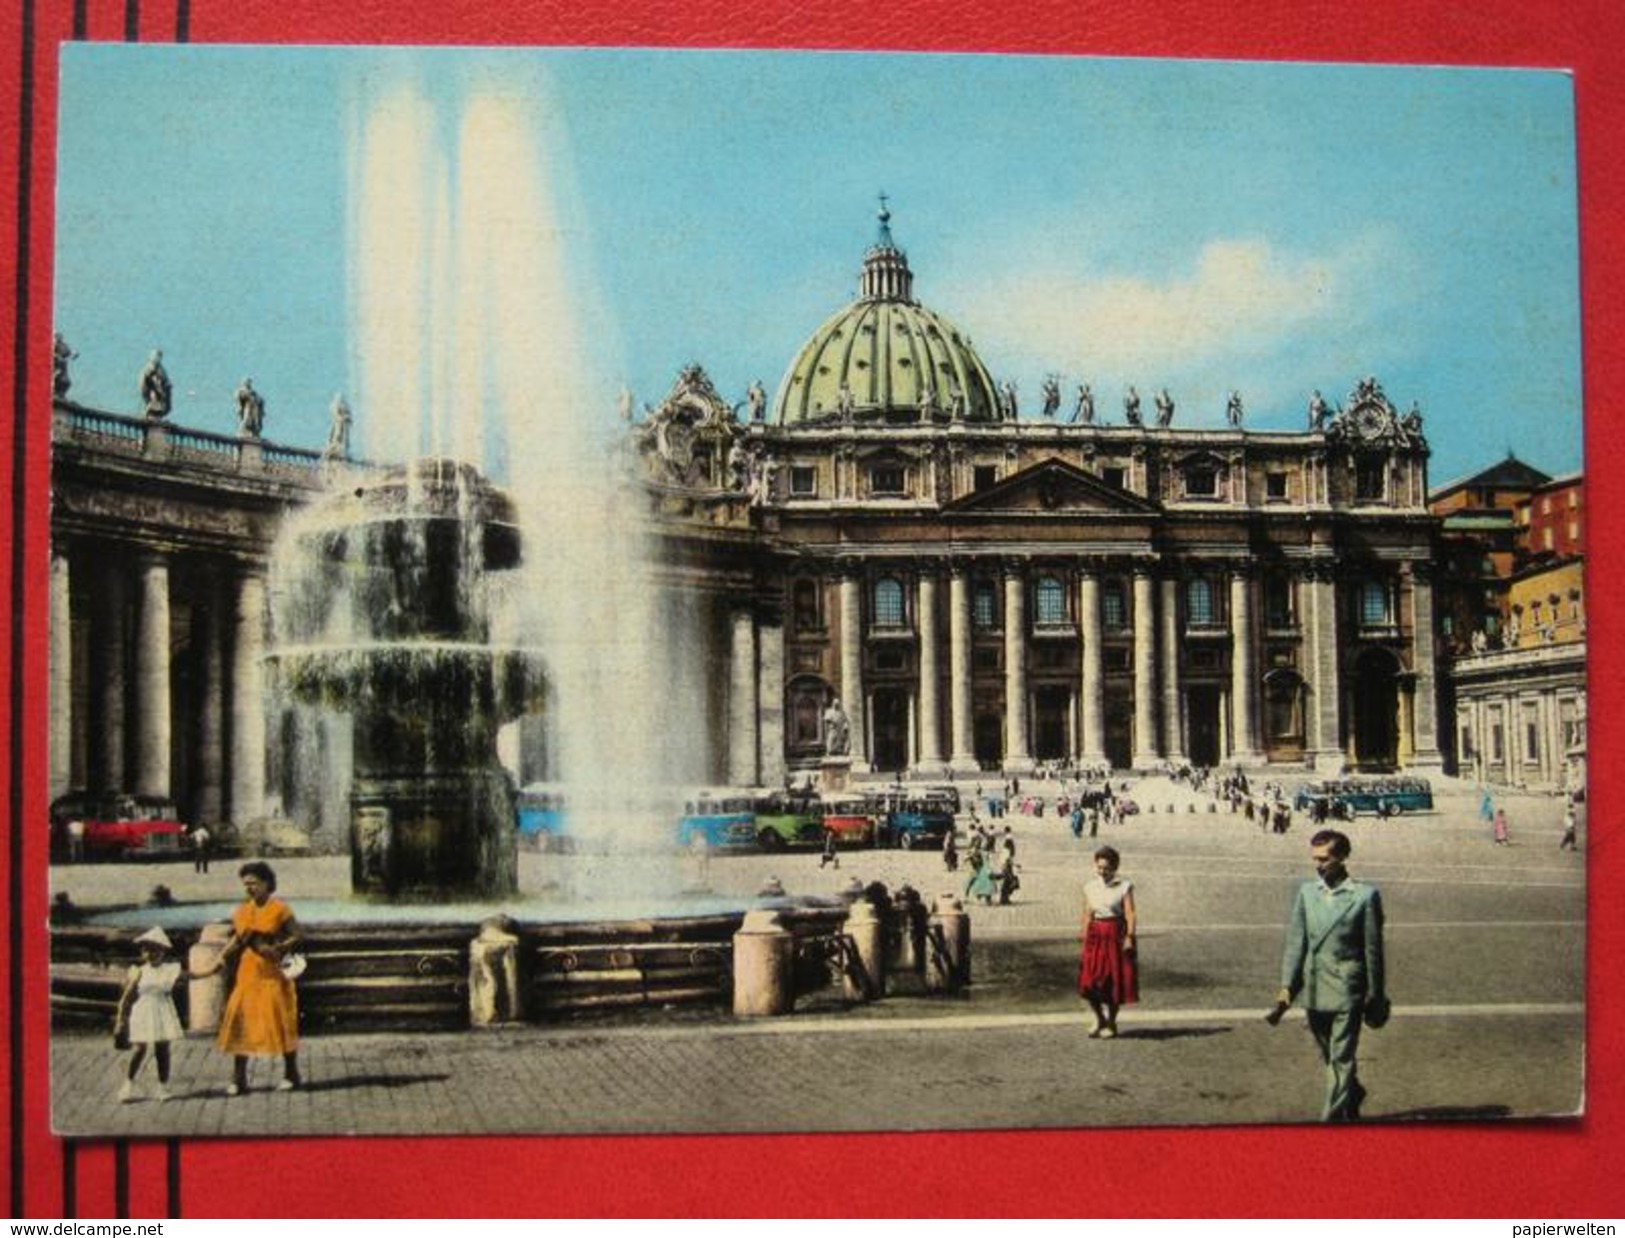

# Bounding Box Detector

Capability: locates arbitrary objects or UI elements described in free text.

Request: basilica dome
[771,206,1001,426]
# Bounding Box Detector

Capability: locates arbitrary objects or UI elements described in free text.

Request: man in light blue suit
[1272,828,1390,1121]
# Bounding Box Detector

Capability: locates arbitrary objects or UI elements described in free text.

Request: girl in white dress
[114,926,186,1102]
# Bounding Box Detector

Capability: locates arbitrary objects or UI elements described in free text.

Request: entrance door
[1187,685,1222,767]
[1104,693,1132,770]
[1353,648,1399,769]
[871,688,909,775]
[974,713,1003,769]
[1033,686,1071,762]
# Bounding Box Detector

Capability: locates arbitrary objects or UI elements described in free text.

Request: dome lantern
[861,194,914,303]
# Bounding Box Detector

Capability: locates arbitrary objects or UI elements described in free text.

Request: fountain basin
[50,895,858,1032]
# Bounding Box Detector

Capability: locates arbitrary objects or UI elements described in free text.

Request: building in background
[1432,463,1586,791]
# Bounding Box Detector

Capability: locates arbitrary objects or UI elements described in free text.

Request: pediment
[944,458,1160,515]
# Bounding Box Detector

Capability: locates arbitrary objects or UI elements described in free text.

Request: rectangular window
[1542,528,1554,551]
[1187,581,1215,626]
[973,465,997,492]
[1102,588,1126,630]
[1355,459,1386,501]
[1491,723,1504,762]
[1525,721,1540,762]
[1361,583,1390,627]
[972,584,997,630]
[790,466,817,496]
[1568,521,1580,541]
[1266,471,1288,500]
[871,465,906,495]
[1185,468,1218,498]
[1102,466,1126,490]
[973,647,1001,673]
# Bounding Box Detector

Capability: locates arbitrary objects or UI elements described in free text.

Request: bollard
[732,909,795,1017]
[186,921,232,1035]
[842,899,885,1002]
[888,885,927,978]
[925,893,971,995]
[468,916,523,1026]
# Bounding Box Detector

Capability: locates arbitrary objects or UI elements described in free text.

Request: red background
[2,0,1621,1218]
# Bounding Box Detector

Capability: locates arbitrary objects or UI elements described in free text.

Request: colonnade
[724,557,1444,778]
[48,545,268,824]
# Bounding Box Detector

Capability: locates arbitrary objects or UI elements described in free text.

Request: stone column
[756,616,786,789]
[196,574,227,825]
[1229,568,1261,764]
[1078,568,1106,765]
[916,570,946,775]
[1303,565,1343,773]
[948,565,977,774]
[1002,562,1034,773]
[728,606,759,787]
[96,564,128,792]
[1131,568,1158,768]
[838,568,868,771]
[49,549,73,801]
[133,554,171,799]
[1159,574,1184,763]
[1405,562,1444,771]
[230,570,267,825]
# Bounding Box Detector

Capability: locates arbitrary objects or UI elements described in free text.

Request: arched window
[873,576,905,628]
[1187,578,1215,627]
[1035,575,1067,625]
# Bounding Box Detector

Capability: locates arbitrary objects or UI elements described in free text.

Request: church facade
[632,211,1444,784]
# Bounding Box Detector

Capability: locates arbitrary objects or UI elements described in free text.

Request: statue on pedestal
[1040,377,1061,419]
[1072,383,1094,425]
[53,333,76,399]
[323,393,353,461]
[823,697,851,756]
[1308,390,1330,431]
[1155,388,1175,428]
[138,349,172,419]
[1124,386,1142,427]
[1225,391,1244,428]
[236,378,266,438]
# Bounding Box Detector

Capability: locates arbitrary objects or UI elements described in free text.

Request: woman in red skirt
[1078,845,1138,1038]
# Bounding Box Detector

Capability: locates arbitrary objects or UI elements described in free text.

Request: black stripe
[166,1138,181,1218]
[72,0,85,40]
[124,0,138,41]
[175,0,187,42]
[61,1140,76,1218]
[8,0,33,1220]
[114,1141,129,1218]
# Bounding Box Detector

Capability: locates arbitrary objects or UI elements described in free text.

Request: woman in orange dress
[197,861,302,1094]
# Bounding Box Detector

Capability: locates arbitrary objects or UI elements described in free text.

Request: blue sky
[54,45,1581,486]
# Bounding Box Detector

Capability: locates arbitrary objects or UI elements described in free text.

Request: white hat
[134,926,172,950]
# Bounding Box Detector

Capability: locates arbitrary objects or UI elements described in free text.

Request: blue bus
[516,782,570,851]
[677,790,759,850]
[1293,777,1434,819]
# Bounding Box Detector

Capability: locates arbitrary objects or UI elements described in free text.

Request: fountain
[50,76,901,1039]
[266,457,536,901]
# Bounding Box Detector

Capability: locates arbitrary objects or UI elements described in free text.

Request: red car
[51,792,188,861]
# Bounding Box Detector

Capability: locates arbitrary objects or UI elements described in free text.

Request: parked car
[49,791,187,861]
[820,795,877,846]
[1293,777,1434,818]
[515,782,571,851]
[677,790,759,850]
[752,793,825,849]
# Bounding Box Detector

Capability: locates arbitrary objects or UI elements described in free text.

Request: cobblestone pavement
[49,775,1586,1137]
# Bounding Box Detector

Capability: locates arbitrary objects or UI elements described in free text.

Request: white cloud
[940,229,1421,423]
